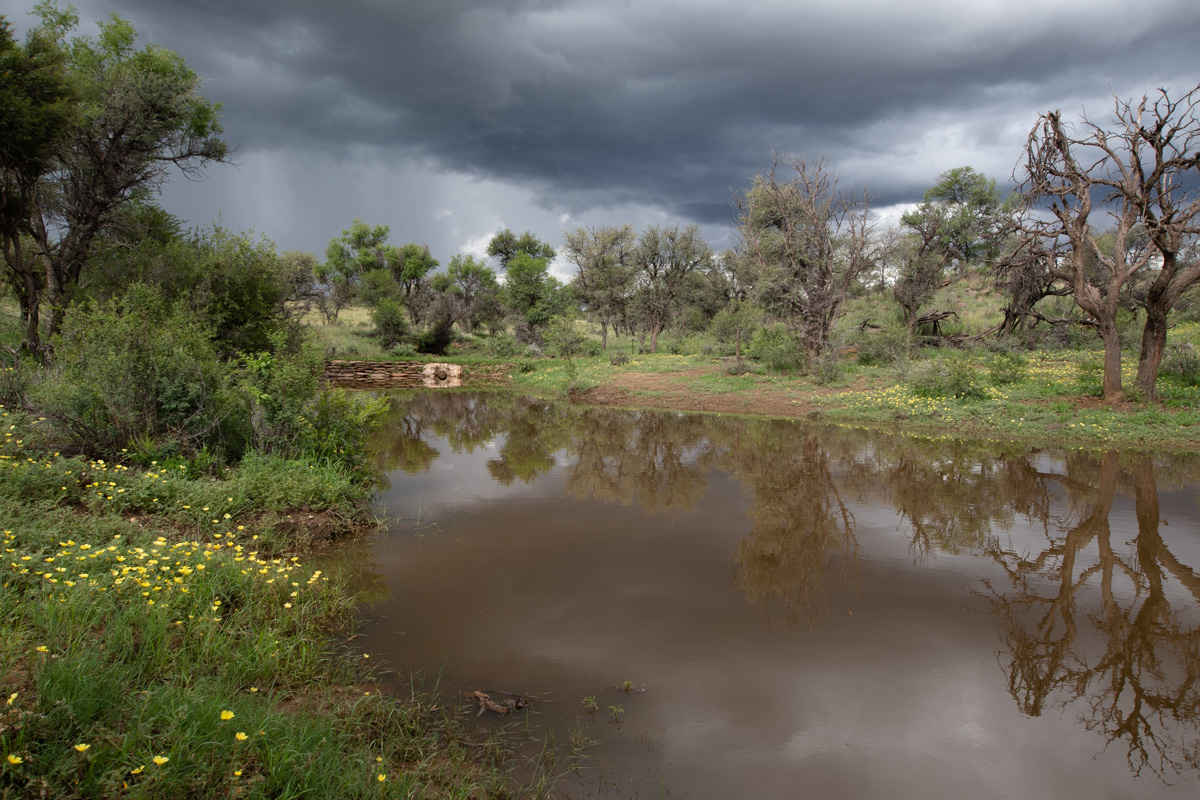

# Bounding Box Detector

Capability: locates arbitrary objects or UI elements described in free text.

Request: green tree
[320,219,390,320]
[321,220,438,321]
[736,154,874,363]
[891,212,950,329]
[562,224,635,350]
[0,8,76,348]
[430,254,501,333]
[1,4,227,353]
[503,251,566,342]
[903,166,1012,271]
[629,223,712,353]
[486,228,555,269]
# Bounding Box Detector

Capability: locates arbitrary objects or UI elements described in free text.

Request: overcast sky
[7,0,1200,278]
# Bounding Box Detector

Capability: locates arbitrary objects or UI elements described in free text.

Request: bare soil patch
[578,362,856,417]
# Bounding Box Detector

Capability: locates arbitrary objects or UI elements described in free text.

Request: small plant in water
[581,695,598,714]
[608,704,624,726]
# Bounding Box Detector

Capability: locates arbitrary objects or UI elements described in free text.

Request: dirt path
[577,362,856,418]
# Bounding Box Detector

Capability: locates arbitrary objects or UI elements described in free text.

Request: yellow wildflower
[220,710,235,721]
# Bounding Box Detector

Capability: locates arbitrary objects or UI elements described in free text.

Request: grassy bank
[0,412,536,798]
[500,342,1200,450]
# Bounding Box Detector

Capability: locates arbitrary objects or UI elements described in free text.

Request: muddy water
[355,391,1200,799]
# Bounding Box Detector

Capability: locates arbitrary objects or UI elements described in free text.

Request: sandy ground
[576,362,860,418]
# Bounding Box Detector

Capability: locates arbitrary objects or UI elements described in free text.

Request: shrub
[370,298,409,348]
[1076,357,1103,397]
[31,285,240,459]
[485,335,523,358]
[1162,344,1200,386]
[988,352,1028,386]
[415,317,454,355]
[747,324,803,372]
[855,327,909,366]
[812,350,842,385]
[543,316,589,359]
[909,357,987,400]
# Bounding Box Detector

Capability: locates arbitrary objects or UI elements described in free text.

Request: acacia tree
[562,224,635,350]
[0,5,227,353]
[486,228,555,270]
[891,211,950,329]
[321,219,437,322]
[903,166,1011,272]
[1018,90,1200,402]
[429,254,501,333]
[736,154,873,363]
[0,11,75,348]
[629,223,711,353]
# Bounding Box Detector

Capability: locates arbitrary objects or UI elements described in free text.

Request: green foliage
[610,352,630,366]
[909,357,987,400]
[414,318,454,355]
[503,252,566,336]
[903,166,1012,269]
[543,316,591,359]
[855,327,910,366]
[709,303,761,357]
[747,323,803,372]
[1076,357,1104,397]
[370,298,408,348]
[288,390,390,473]
[812,350,843,385]
[357,268,401,306]
[31,285,238,459]
[988,352,1028,386]
[1,4,228,350]
[483,334,524,358]
[486,228,555,269]
[86,220,300,356]
[1162,344,1200,386]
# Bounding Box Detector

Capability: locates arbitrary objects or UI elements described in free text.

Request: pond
[353,391,1200,798]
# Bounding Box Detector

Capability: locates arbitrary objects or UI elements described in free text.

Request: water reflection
[369,391,1200,786]
[981,451,1200,780]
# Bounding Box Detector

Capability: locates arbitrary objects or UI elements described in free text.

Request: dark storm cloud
[9,0,1200,238]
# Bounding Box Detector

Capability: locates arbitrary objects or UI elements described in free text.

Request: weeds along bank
[0,453,521,798]
[0,292,532,797]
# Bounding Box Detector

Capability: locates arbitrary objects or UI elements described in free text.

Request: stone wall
[322,360,511,389]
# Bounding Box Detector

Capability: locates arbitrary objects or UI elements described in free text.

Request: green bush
[747,324,803,372]
[31,285,241,459]
[370,297,409,348]
[909,357,987,400]
[1162,344,1200,386]
[855,327,909,366]
[484,334,523,358]
[1076,357,1103,397]
[988,352,1028,386]
[543,316,589,359]
[415,318,454,355]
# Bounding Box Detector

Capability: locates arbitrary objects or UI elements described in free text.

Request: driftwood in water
[464,689,534,716]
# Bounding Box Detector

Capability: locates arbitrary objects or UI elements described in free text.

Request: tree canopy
[0,2,228,353]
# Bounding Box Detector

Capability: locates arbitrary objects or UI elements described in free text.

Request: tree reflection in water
[981,451,1200,781]
[374,392,1200,780]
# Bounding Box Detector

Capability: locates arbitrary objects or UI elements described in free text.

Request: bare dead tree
[992,230,1075,337]
[1018,104,1158,401]
[1117,88,1200,400]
